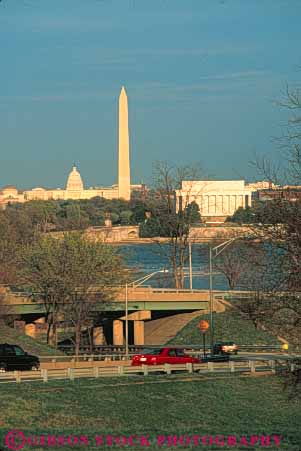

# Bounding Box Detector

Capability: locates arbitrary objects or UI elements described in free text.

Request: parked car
[213,341,238,355]
[0,343,40,372]
[131,347,200,366]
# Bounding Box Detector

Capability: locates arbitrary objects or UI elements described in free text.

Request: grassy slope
[168,310,280,345]
[0,375,299,450]
[0,323,63,356]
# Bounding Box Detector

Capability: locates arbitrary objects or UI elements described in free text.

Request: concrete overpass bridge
[1,286,253,315]
[1,287,252,346]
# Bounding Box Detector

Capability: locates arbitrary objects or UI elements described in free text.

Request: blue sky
[0,0,300,189]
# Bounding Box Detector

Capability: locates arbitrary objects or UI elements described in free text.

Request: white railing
[0,358,297,384]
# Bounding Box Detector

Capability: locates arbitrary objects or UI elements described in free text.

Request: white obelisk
[118,86,131,201]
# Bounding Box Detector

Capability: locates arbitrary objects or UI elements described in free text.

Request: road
[37,351,300,370]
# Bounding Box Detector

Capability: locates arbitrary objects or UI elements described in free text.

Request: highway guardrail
[56,343,294,355]
[0,357,299,384]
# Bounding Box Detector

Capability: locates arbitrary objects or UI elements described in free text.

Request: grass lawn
[169,310,280,346]
[0,374,300,450]
[0,323,63,356]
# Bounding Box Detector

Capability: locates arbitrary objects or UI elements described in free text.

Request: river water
[119,243,229,290]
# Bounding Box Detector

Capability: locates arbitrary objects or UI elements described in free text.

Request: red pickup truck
[131,347,200,366]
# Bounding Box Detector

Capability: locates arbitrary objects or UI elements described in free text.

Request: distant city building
[246,181,278,191]
[0,87,139,208]
[255,186,301,202]
[176,180,253,224]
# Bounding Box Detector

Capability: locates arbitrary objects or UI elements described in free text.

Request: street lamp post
[189,241,193,290]
[124,269,169,358]
[130,269,168,288]
[209,246,214,354]
[209,238,237,355]
[125,281,129,357]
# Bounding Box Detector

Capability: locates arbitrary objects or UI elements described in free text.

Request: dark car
[213,341,238,355]
[202,353,230,362]
[0,344,40,372]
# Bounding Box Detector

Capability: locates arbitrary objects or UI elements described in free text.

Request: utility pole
[125,282,128,358]
[209,238,237,356]
[189,241,193,290]
[209,246,214,355]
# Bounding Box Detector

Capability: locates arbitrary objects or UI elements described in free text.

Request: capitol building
[0,87,141,208]
[0,166,141,207]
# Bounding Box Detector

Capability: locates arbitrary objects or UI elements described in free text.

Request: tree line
[1,196,142,232]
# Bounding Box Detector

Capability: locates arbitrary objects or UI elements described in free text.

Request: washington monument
[118,86,131,201]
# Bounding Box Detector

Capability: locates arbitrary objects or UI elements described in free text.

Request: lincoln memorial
[176,180,253,223]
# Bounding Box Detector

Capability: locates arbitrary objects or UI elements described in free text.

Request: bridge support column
[93,326,106,346]
[134,320,144,345]
[25,323,36,339]
[113,320,124,345]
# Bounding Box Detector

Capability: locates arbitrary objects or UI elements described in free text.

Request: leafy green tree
[18,233,127,352]
[0,207,39,285]
[57,233,126,355]
[109,212,120,224]
[227,206,257,224]
[1,195,144,234]
[4,207,37,245]
[65,203,89,230]
[139,216,162,238]
[0,286,13,324]
[131,202,147,224]
[120,210,133,225]
[184,201,201,224]
[23,201,59,232]
[18,235,65,345]
[0,214,17,284]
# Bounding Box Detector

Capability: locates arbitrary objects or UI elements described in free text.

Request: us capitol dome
[65,166,84,198]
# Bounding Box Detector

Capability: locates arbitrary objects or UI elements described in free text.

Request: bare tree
[212,240,266,290]
[240,82,301,350]
[145,161,202,288]
[279,84,301,183]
